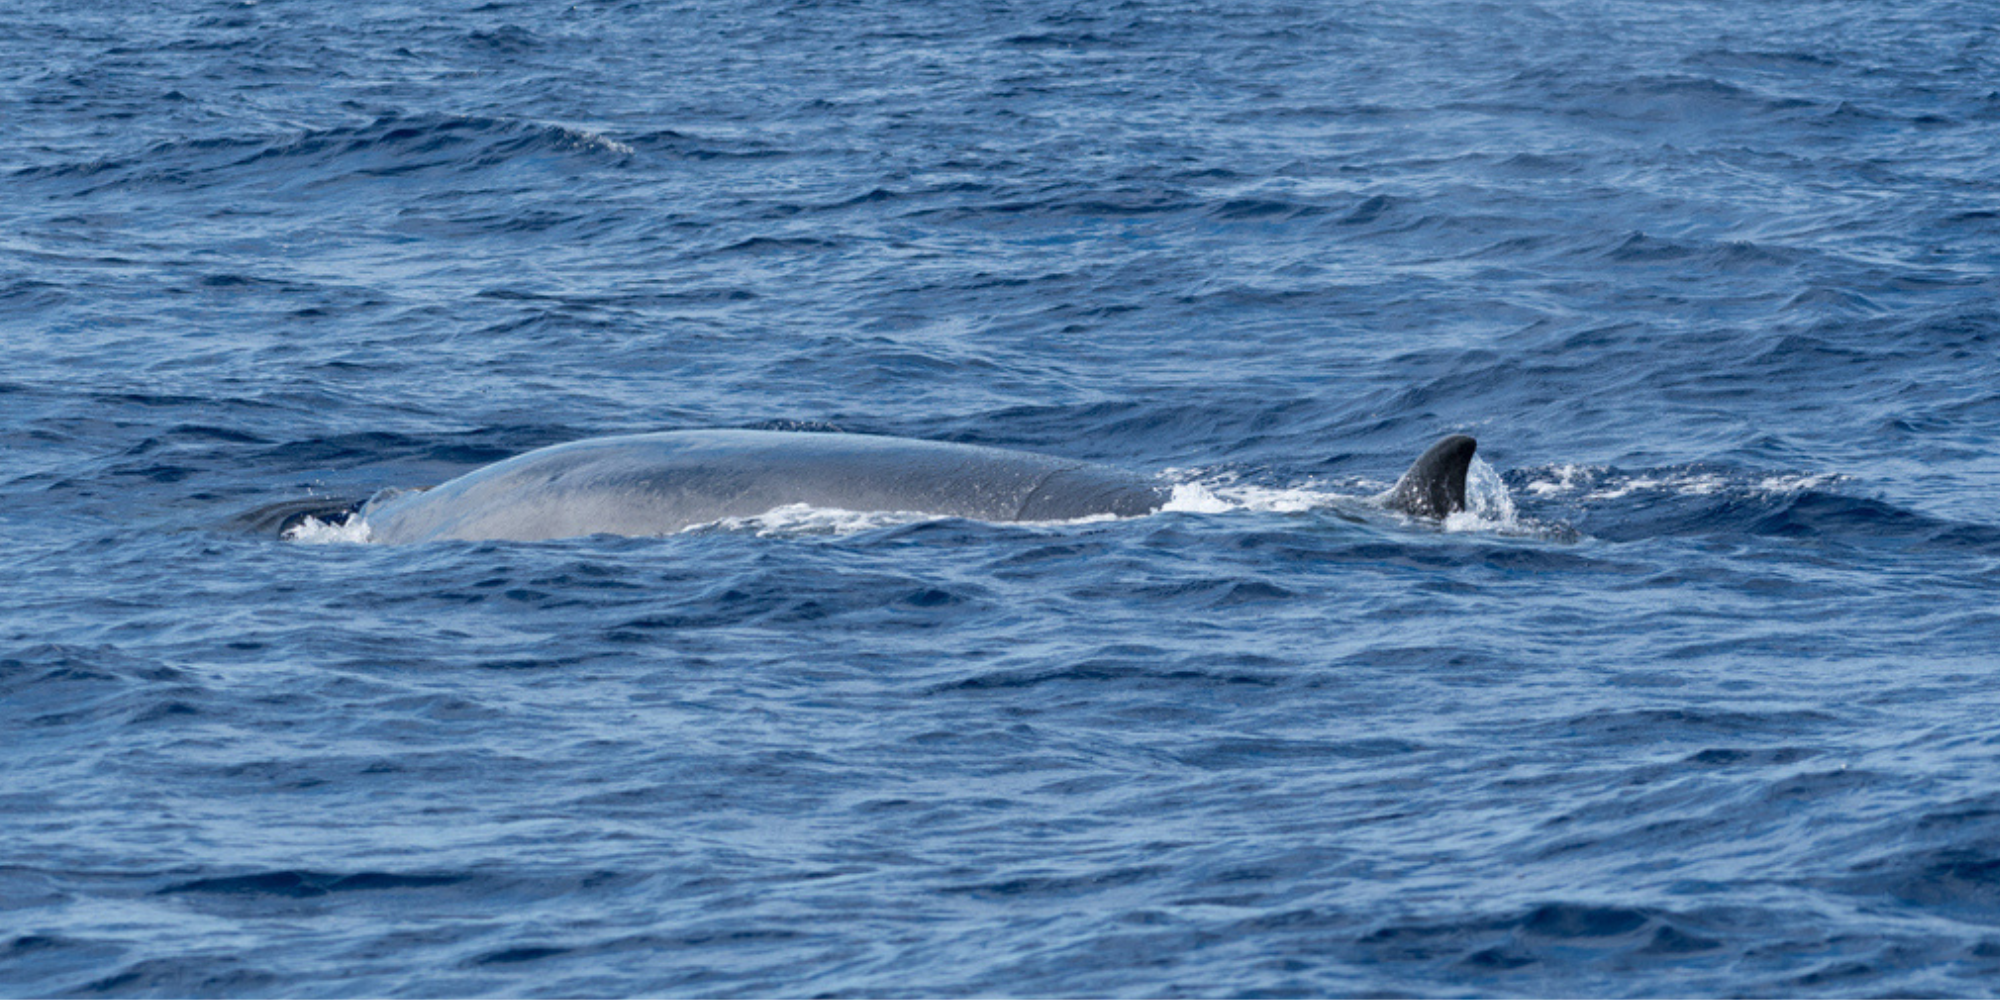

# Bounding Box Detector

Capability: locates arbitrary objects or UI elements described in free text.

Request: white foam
[1525,463,1593,496]
[1442,456,1521,532]
[1755,472,1844,494]
[549,124,635,157]
[1159,479,1338,515]
[1162,459,1534,537]
[1551,468,1839,502]
[1431,456,1540,535]
[283,515,373,544]
[1583,472,1726,501]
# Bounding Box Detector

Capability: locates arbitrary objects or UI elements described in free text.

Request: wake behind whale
[267,430,1478,544]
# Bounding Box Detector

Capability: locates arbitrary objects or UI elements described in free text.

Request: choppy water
[6,1,2000,996]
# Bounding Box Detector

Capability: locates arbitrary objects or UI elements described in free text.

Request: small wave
[1522,464,1843,502]
[1594,231,1806,271]
[1840,843,2000,917]
[159,870,468,898]
[1206,197,1326,221]
[1519,461,2000,552]
[14,114,635,197]
[68,957,280,998]
[248,115,636,171]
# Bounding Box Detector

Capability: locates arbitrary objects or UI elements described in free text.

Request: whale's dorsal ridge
[336,429,1490,543]
[1380,434,1477,519]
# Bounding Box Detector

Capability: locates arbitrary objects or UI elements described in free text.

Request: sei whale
[340,430,1476,544]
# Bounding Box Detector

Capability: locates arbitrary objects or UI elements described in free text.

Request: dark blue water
[6,1,2000,995]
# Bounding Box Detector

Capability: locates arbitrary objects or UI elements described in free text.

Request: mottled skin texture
[1379,434,1477,519]
[359,430,1476,544]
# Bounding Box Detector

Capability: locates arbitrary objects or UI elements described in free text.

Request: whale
[303,430,1476,544]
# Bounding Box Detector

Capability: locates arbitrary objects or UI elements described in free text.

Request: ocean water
[5,0,2000,995]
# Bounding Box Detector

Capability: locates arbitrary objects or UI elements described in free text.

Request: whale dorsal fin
[1380,434,1477,518]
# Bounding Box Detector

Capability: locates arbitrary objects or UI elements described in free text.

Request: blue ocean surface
[5,0,2000,996]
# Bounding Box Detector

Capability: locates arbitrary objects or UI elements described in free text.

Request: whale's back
[361,430,1169,544]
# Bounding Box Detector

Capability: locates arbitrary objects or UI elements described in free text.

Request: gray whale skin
[358,429,1477,544]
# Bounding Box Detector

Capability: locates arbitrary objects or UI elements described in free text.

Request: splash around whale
[269,430,1478,544]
